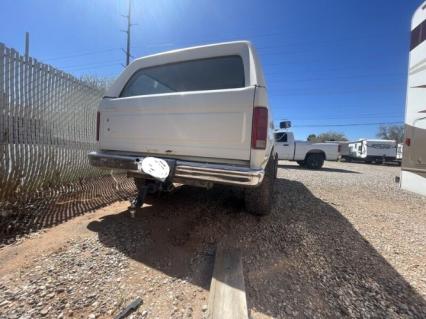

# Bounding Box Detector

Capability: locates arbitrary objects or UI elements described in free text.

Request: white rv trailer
[339,142,350,159]
[341,139,397,163]
[400,2,426,196]
[396,143,403,161]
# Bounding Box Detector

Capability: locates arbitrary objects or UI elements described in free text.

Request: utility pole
[24,32,30,60]
[122,0,133,66]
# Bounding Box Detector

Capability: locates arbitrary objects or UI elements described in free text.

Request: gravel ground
[1,161,425,318]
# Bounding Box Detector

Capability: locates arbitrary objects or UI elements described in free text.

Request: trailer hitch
[128,157,176,217]
[128,179,174,218]
[129,186,149,218]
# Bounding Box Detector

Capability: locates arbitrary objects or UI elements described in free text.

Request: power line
[263,63,407,76]
[43,48,120,62]
[292,121,403,128]
[135,30,397,53]
[37,29,403,66]
[289,115,402,121]
[57,59,122,69]
[272,86,403,97]
[266,73,405,84]
[63,61,122,72]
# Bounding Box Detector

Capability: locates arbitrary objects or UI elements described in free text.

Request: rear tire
[305,153,324,169]
[244,155,276,216]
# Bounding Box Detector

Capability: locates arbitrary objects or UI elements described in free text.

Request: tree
[307,134,317,142]
[376,125,404,143]
[307,131,348,142]
[79,75,115,93]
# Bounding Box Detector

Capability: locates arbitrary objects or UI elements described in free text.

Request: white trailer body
[342,139,397,163]
[400,2,426,196]
[396,143,403,161]
[339,142,350,157]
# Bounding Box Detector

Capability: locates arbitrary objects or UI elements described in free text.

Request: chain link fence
[0,43,135,244]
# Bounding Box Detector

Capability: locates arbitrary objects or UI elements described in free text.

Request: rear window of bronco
[120,55,245,97]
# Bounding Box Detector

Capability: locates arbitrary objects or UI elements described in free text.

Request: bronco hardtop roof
[106,41,266,97]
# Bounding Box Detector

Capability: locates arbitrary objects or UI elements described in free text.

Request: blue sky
[0,0,423,140]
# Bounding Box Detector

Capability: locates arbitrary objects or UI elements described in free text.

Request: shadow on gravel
[88,179,426,318]
[340,160,401,167]
[278,164,361,174]
[0,175,136,246]
[87,185,245,290]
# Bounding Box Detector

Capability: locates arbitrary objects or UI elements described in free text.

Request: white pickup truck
[88,41,277,215]
[274,130,339,169]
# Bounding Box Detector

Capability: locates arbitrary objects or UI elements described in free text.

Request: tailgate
[99,87,256,161]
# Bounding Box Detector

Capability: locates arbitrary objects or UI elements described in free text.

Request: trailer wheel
[305,153,324,169]
[244,155,276,216]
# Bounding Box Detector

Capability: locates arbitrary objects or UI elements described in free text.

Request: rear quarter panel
[250,86,274,169]
[294,142,339,161]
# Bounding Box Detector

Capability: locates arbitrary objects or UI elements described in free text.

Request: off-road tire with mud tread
[244,154,276,216]
[305,153,325,170]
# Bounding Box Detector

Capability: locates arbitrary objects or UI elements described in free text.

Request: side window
[274,132,287,142]
[411,20,425,51]
[120,74,174,97]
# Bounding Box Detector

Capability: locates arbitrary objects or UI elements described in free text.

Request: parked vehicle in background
[274,130,339,169]
[88,41,278,215]
[400,2,426,196]
[341,139,397,164]
[396,143,403,164]
[339,142,350,160]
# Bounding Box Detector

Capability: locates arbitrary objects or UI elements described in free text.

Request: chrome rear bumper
[88,151,264,187]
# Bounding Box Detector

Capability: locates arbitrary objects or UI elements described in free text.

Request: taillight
[251,107,268,149]
[405,137,411,146]
[96,111,100,141]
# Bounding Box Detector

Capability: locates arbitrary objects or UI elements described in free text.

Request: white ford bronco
[88,41,277,215]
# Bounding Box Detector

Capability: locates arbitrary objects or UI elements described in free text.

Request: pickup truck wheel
[305,153,324,169]
[244,156,276,216]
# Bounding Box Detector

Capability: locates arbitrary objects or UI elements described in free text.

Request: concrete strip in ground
[208,246,248,319]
